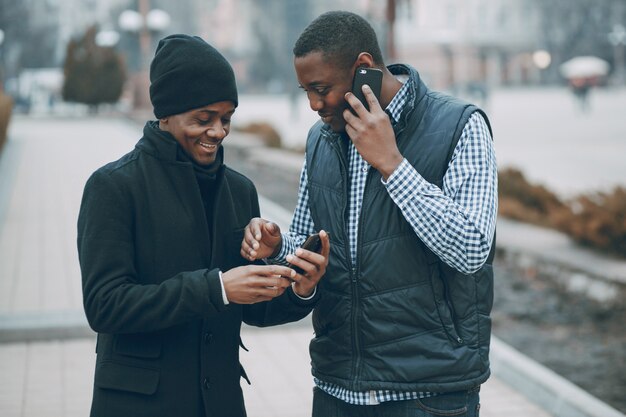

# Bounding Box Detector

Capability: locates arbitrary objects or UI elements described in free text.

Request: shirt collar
[385,78,411,125]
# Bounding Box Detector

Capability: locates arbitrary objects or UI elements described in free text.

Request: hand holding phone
[351,67,383,112]
[290,233,322,274]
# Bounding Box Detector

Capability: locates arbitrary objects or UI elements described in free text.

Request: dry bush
[499,168,626,257]
[498,168,569,228]
[0,91,13,154]
[559,188,626,256]
[235,121,282,148]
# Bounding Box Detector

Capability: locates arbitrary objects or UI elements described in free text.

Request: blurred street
[0,87,625,417]
[234,86,626,198]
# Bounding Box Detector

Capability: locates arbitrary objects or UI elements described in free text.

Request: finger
[263,221,280,237]
[251,264,296,279]
[287,253,316,277]
[343,111,357,138]
[344,91,367,117]
[319,229,331,259]
[362,84,382,111]
[294,245,326,270]
[250,294,273,304]
[343,121,358,142]
[256,286,287,299]
[240,246,254,261]
[240,238,256,260]
[243,222,261,250]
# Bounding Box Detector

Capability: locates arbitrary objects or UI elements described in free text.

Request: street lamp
[118,8,171,68]
[532,50,552,70]
[95,30,120,48]
[118,4,171,111]
[608,24,626,86]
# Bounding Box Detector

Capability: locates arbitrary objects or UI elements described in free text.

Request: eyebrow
[299,82,326,89]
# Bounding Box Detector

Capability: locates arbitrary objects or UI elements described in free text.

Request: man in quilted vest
[242,10,497,417]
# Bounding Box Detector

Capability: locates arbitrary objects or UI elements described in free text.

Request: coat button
[203,378,211,389]
[204,333,213,344]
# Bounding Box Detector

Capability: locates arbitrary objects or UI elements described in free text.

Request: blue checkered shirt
[274,79,497,405]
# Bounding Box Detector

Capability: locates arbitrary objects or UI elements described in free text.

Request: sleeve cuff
[218,270,229,305]
[291,283,317,300]
[270,234,298,265]
[205,268,228,312]
[381,158,427,207]
[287,284,320,306]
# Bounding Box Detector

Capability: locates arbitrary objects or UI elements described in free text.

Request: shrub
[0,91,13,154]
[559,188,626,256]
[498,168,626,258]
[62,25,126,111]
[498,168,570,227]
[235,121,282,148]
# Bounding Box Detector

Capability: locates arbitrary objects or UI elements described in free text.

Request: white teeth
[199,142,217,149]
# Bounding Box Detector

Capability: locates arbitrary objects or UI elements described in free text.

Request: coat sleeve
[77,170,225,334]
[240,182,320,327]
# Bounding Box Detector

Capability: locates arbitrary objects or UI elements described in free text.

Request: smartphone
[291,233,322,274]
[351,67,383,111]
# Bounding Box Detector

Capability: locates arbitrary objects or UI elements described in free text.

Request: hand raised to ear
[343,85,403,180]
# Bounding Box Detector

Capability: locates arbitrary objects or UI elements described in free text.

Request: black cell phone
[351,67,383,111]
[291,233,322,274]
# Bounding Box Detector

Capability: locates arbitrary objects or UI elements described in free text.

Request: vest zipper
[350,165,373,387]
[350,264,360,387]
[329,137,363,387]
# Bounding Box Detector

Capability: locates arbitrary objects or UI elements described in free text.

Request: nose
[206,122,227,140]
[307,92,324,112]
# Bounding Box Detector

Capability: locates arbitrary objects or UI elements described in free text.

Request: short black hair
[293,11,384,70]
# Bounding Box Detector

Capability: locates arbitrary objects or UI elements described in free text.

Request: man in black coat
[77,34,330,417]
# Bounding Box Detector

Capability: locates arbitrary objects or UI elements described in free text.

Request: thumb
[264,222,280,237]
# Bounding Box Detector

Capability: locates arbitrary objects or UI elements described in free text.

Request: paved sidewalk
[0,114,621,417]
[0,325,551,417]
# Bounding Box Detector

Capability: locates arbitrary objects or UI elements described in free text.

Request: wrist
[292,282,316,300]
[269,237,283,258]
[379,154,404,180]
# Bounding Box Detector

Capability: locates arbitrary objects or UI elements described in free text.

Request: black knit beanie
[149,34,238,118]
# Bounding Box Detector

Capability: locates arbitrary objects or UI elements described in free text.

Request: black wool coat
[77,122,316,417]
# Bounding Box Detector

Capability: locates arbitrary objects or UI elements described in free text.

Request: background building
[1,0,624,108]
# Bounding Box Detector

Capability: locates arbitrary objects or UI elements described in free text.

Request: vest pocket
[429,266,464,346]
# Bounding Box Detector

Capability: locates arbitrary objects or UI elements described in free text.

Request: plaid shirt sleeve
[382,112,498,274]
[271,159,313,263]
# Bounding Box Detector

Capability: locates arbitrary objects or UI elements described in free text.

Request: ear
[354,52,375,69]
[158,117,169,131]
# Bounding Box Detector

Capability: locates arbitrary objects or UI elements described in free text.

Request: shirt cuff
[291,282,317,300]
[218,270,229,305]
[270,234,298,264]
[381,158,427,206]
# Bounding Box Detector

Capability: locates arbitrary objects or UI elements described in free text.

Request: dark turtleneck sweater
[174,139,224,252]
[147,122,223,250]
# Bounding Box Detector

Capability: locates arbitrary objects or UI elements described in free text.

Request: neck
[379,68,404,109]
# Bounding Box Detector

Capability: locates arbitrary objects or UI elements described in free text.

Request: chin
[194,156,216,166]
[329,120,347,133]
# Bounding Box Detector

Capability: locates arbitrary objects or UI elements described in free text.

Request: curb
[491,336,625,417]
[0,311,94,343]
